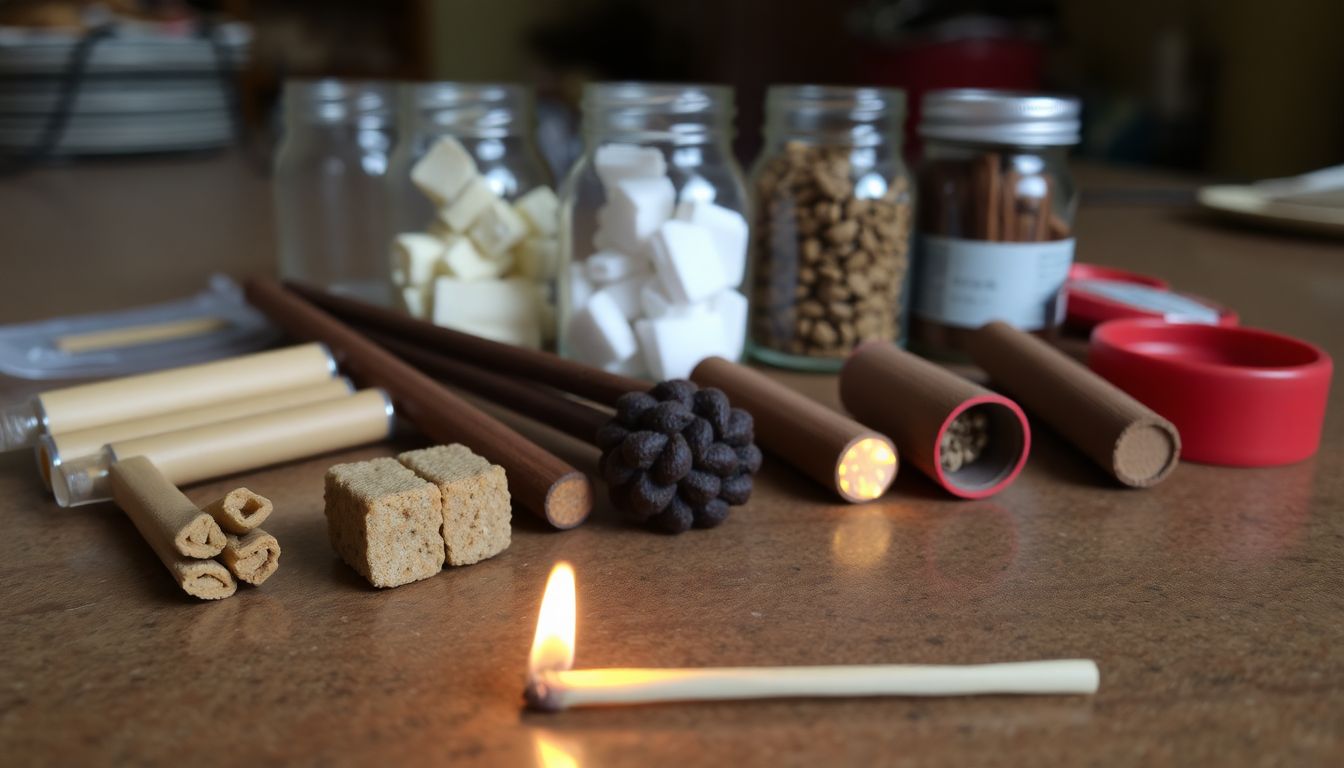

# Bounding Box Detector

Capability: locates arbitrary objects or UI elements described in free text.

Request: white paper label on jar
[913,236,1076,330]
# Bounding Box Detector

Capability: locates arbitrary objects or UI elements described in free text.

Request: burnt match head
[597,380,762,533]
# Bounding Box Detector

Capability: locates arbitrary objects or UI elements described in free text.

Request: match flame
[529,562,576,677]
[836,437,897,501]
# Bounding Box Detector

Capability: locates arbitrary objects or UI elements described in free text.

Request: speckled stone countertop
[1,157,1341,766]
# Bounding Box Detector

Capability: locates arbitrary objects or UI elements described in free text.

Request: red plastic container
[1089,320,1333,466]
[1066,263,1237,330]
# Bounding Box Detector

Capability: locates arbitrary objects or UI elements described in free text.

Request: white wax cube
[639,279,704,319]
[593,277,645,320]
[608,177,675,245]
[674,200,749,287]
[512,237,559,281]
[566,262,593,313]
[593,206,641,256]
[392,232,446,287]
[432,277,541,348]
[635,312,728,381]
[649,220,730,305]
[708,289,748,360]
[401,285,431,320]
[439,176,496,232]
[566,291,637,366]
[586,250,650,284]
[513,186,560,237]
[467,199,529,256]
[411,137,478,205]
[443,234,511,281]
[595,143,667,186]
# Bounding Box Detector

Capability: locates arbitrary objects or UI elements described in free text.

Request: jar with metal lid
[911,89,1081,357]
[748,85,915,372]
[557,82,749,379]
[386,83,558,349]
[273,78,395,306]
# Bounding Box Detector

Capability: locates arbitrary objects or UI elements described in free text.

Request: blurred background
[2,0,1341,178]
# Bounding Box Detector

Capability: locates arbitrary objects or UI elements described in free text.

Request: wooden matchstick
[526,660,1100,711]
[244,278,593,529]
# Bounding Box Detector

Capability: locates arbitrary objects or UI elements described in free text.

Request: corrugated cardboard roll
[839,342,1030,499]
[964,321,1180,487]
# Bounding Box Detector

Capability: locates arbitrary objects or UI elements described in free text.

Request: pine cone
[597,380,761,533]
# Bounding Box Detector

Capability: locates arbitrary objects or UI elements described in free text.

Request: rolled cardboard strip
[38,378,355,491]
[203,487,273,534]
[839,342,1030,499]
[964,321,1180,487]
[109,456,237,600]
[691,356,897,502]
[37,342,336,435]
[219,529,281,586]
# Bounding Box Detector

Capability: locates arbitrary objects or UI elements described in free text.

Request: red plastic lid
[1066,263,1238,330]
[1089,319,1333,467]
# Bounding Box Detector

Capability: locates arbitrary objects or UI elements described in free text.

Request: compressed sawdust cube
[324,458,444,588]
[398,444,511,566]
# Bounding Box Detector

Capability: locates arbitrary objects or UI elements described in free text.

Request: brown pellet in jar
[939,409,990,473]
[751,142,913,362]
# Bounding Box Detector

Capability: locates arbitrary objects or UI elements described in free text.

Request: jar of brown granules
[911,89,1081,358]
[748,86,914,371]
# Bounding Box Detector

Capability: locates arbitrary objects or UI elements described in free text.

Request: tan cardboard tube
[690,357,898,503]
[203,487,273,534]
[38,378,354,490]
[219,529,281,585]
[109,456,237,600]
[963,321,1180,487]
[55,316,230,353]
[36,342,336,435]
[112,389,393,487]
[840,342,1030,499]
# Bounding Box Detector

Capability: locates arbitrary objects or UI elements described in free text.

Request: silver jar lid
[919,89,1080,146]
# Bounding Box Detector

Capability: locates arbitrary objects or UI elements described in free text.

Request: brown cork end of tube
[545,473,594,530]
[1112,419,1182,488]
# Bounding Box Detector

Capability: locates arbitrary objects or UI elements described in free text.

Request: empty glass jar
[273,79,395,305]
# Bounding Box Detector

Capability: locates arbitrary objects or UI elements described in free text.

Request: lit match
[524,562,1100,711]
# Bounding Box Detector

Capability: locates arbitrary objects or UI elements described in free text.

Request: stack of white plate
[0,24,250,155]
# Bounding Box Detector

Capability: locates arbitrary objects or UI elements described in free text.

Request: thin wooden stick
[287,281,642,406]
[245,278,593,529]
[369,332,611,446]
[526,660,1100,711]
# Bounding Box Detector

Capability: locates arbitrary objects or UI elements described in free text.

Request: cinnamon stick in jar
[964,321,1180,487]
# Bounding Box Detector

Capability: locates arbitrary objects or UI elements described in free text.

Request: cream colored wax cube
[439,176,497,232]
[512,237,559,281]
[432,277,542,348]
[467,199,529,256]
[392,233,445,286]
[513,186,560,237]
[411,137,478,205]
[442,234,513,281]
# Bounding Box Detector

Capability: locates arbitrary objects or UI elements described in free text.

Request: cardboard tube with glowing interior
[36,378,355,491]
[0,343,336,452]
[690,356,897,502]
[54,388,393,507]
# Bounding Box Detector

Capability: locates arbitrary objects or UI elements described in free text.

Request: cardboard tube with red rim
[690,356,897,503]
[963,321,1179,487]
[839,342,1030,499]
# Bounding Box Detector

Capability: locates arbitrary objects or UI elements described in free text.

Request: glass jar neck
[763,85,904,149]
[283,79,393,128]
[582,82,733,146]
[401,83,533,139]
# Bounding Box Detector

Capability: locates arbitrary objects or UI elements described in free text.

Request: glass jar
[747,85,914,372]
[910,89,1081,358]
[557,82,749,380]
[385,83,557,349]
[273,78,395,305]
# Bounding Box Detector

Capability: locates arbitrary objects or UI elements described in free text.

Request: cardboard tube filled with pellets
[36,378,354,491]
[840,342,1030,499]
[0,343,337,451]
[963,321,1180,487]
[54,389,394,507]
[690,357,897,502]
